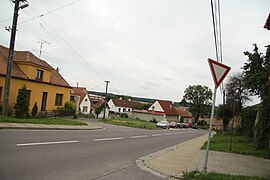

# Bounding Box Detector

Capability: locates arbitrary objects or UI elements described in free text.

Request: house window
[83,106,88,112]
[85,98,88,102]
[35,69,44,80]
[118,108,121,112]
[55,93,63,106]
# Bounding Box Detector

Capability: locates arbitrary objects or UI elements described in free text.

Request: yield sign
[208,58,231,88]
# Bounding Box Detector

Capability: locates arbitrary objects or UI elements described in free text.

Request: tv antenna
[38,40,50,58]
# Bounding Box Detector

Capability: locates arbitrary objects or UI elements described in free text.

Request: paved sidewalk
[0,121,103,130]
[137,134,270,179]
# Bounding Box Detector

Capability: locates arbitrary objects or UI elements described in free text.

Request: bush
[73,113,78,119]
[150,118,158,123]
[14,85,30,118]
[31,102,38,117]
[7,105,14,117]
[64,101,76,114]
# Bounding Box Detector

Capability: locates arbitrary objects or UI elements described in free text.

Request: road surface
[0,121,207,180]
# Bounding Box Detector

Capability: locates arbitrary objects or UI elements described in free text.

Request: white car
[157,121,170,129]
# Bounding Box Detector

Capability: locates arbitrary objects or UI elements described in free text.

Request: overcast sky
[0,0,269,105]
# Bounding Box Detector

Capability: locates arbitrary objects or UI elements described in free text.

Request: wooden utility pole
[103,81,110,119]
[2,0,28,116]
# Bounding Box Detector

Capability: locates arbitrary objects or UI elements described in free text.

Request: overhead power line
[0,0,81,24]
[18,3,105,80]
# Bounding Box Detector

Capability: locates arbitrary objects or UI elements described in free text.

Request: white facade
[148,101,164,112]
[107,99,132,113]
[79,94,91,114]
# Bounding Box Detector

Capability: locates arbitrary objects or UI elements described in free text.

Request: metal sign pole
[203,87,217,172]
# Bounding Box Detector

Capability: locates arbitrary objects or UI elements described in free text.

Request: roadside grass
[99,118,158,130]
[201,133,270,159]
[182,170,267,180]
[0,115,87,126]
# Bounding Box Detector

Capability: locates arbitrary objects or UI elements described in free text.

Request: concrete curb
[0,122,104,131]
[136,134,209,179]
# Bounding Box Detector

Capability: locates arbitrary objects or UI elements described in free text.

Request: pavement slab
[137,133,270,179]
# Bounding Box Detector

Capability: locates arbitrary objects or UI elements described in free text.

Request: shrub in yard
[31,102,38,117]
[7,105,14,117]
[14,84,30,118]
[64,101,76,115]
[152,118,158,123]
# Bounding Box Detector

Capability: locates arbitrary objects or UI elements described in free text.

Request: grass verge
[0,115,87,126]
[201,133,270,159]
[99,118,157,130]
[182,170,267,180]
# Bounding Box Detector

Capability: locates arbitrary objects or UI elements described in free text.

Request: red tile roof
[175,107,193,118]
[72,87,88,104]
[0,45,70,88]
[112,99,143,108]
[90,97,105,109]
[157,100,179,116]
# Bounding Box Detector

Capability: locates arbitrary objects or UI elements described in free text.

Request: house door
[41,92,48,111]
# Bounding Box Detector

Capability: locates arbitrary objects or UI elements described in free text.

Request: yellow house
[0,45,71,113]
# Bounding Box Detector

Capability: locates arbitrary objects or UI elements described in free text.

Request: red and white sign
[208,58,231,88]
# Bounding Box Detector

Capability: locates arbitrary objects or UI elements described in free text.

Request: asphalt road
[0,121,207,180]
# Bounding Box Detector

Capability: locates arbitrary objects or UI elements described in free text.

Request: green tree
[183,85,212,122]
[95,103,105,118]
[31,102,38,117]
[241,105,257,138]
[217,103,232,131]
[225,73,250,116]
[14,84,30,118]
[243,44,270,149]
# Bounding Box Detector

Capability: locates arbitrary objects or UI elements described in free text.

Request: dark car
[169,122,180,128]
[181,123,190,128]
[191,123,198,129]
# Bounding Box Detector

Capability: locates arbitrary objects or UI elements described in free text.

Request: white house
[132,100,191,122]
[72,87,91,115]
[108,98,143,114]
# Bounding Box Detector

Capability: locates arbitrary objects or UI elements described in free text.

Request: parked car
[181,123,190,128]
[157,121,170,129]
[169,122,180,128]
[191,123,198,129]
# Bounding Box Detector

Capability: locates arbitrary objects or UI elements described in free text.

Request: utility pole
[38,40,50,58]
[2,0,28,116]
[103,80,110,119]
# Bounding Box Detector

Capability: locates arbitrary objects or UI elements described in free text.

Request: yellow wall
[17,63,51,82]
[0,76,71,111]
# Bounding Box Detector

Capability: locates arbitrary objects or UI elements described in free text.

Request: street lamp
[2,0,29,116]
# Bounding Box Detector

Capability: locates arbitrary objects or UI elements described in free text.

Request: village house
[175,107,193,124]
[89,95,109,118]
[0,45,71,113]
[107,98,143,116]
[71,87,91,115]
[132,100,192,122]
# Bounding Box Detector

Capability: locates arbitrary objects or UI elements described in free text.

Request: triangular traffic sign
[208,58,231,88]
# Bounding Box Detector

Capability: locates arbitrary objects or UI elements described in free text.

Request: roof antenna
[38,39,50,58]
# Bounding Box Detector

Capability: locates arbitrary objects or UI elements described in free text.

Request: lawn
[201,133,270,159]
[99,118,158,130]
[0,115,87,126]
[182,170,267,180]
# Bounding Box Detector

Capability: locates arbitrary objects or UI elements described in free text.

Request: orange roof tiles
[72,87,88,104]
[157,100,179,116]
[0,44,70,88]
[175,107,193,118]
